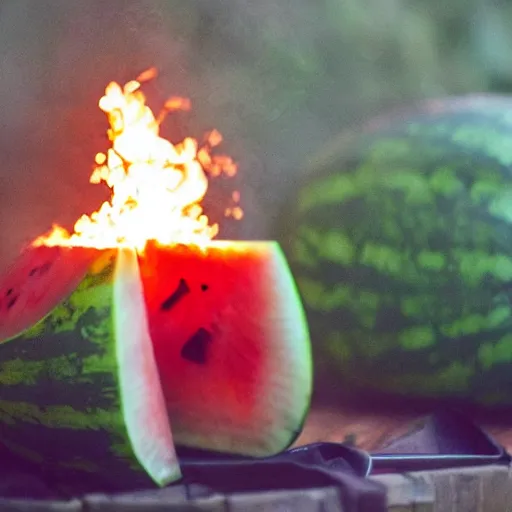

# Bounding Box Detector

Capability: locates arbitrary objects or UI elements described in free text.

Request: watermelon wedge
[139,240,313,457]
[0,246,180,492]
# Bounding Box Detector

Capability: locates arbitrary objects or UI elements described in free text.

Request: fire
[33,68,241,252]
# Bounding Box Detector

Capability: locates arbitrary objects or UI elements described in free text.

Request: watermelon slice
[139,240,313,457]
[0,246,180,492]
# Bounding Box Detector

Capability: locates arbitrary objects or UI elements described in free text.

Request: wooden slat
[82,487,343,512]
[227,487,342,512]
[0,499,81,512]
[371,473,434,511]
[83,487,226,512]
[372,465,512,512]
[0,466,510,511]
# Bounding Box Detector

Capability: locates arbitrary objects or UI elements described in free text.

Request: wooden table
[296,404,512,453]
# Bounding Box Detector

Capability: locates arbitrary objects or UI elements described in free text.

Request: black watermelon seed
[28,261,52,277]
[40,262,52,274]
[7,296,18,309]
[160,278,190,311]
[200,284,209,291]
[5,288,13,297]
[180,328,212,365]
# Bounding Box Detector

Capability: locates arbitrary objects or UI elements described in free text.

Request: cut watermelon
[139,240,313,457]
[0,246,180,492]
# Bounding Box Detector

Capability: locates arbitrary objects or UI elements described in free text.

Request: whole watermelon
[280,94,512,408]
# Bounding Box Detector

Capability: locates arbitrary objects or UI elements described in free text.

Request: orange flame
[33,68,240,252]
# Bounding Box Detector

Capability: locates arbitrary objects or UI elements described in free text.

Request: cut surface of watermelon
[0,245,94,342]
[140,240,313,457]
[0,246,180,492]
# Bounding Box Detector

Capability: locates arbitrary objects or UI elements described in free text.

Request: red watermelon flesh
[0,245,96,341]
[139,240,313,457]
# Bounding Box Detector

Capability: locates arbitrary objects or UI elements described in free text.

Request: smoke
[0,0,508,267]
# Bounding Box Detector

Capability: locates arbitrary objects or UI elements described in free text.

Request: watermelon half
[140,240,313,457]
[0,245,180,492]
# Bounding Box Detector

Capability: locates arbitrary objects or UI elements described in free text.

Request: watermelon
[0,238,312,473]
[140,240,313,457]
[280,94,512,407]
[0,246,180,492]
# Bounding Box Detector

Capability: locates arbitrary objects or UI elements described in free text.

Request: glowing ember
[33,68,239,252]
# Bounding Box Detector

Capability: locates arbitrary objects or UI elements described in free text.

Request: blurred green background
[1,0,512,266]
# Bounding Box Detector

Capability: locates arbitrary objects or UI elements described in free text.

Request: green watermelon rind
[269,241,313,448]
[280,94,512,406]
[0,247,180,491]
[114,248,180,487]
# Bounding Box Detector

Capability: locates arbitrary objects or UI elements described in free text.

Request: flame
[33,68,240,252]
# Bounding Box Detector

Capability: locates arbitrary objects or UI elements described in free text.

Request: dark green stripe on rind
[0,252,162,492]
[280,96,512,406]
